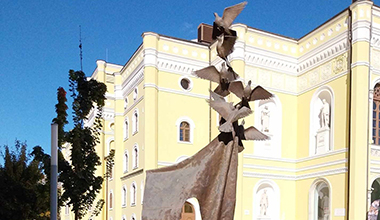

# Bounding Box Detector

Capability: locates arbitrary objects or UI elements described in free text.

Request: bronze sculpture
[142,2,273,219]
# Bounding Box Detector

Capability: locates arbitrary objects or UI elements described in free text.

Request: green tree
[0,140,50,220]
[56,70,107,220]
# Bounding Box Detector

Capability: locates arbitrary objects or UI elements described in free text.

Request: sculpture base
[316,127,330,154]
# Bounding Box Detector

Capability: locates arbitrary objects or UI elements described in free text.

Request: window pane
[374,129,376,137]
[374,120,377,127]
[374,102,377,110]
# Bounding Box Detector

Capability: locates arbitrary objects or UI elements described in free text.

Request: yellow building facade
[61,1,380,219]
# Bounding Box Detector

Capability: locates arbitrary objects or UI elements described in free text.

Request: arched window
[131,182,137,206]
[180,122,190,142]
[133,145,139,169]
[133,87,138,101]
[122,185,127,207]
[373,83,380,145]
[122,216,126,220]
[132,109,139,134]
[180,202,195,220]
[109,191,113,210]
[124,98,128,110]
[123,150,129,173]
[309,86,334,155]
[131,214,136,220]
[124,118,129,140]
[176,117,195,143]
[371,177,380,203]
[309,179,331,220]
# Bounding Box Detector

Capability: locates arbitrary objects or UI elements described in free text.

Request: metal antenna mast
[79,25,83,71]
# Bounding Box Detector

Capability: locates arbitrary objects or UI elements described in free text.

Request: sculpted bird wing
[210,90,226,102]
[192,66,220,83]
[208,99,232,119]
[225,67,240,81]
[229,81,245,98]
[244,126,270,141]
[222,1,248,28]
[249,85,273,101]
[230,106,252,122]
[221,35,237,57]
[214,85,230,97]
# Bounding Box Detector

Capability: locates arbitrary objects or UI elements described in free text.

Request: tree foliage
[0,140,50,220]
[57,70,107,220]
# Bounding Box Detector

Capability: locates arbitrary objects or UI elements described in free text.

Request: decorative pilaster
[348,0,373,219]
[142,32,160,171]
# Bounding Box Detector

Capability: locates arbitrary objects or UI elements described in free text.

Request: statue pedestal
[315,127,330,154]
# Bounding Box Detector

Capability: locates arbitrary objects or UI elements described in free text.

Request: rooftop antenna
[79,25,83,71]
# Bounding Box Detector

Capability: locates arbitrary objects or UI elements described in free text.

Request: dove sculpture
[216,34,237,67]
[229,80,273,109]
[193,63,240,97]
[208,91,252,133]
[213,1,248,39]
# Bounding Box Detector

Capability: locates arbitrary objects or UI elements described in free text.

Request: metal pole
[51,123,58,220]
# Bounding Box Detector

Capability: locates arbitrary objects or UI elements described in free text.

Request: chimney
[197,23,213,44]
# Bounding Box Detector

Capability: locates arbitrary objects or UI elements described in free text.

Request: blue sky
[0,0,371,156]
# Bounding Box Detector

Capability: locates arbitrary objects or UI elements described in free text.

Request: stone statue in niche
[260,190,269,216]
[261,106,270,133]
[321,192,329,220]
[320,99,330,128]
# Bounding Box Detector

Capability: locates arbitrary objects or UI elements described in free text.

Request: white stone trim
[144,83,209,99]
[243,159,347,173]
[243,167,347,180]
[243,148,347,163]
[175,155,189,163]
[186,198,202,220]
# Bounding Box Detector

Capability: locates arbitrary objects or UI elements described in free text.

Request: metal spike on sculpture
[142,2,273,220]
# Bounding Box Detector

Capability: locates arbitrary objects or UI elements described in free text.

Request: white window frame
[124,117,129,140]
[175,117,195,144]
[133,87,138,101]
[131,182,137,206]
[123,150,129,173]
[132,109,139,135]
[133,144,139,169]
[122,185,127,207]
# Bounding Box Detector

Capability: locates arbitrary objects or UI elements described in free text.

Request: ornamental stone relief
[245,66,296,93]
[332,53,347,74]
[372,49,380,70]
[298,75,308,91]
[371,149,380,157]
[321,63,332,81]
[271,72,284,90]
[309,70,319,86]
[258,69,271,87]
